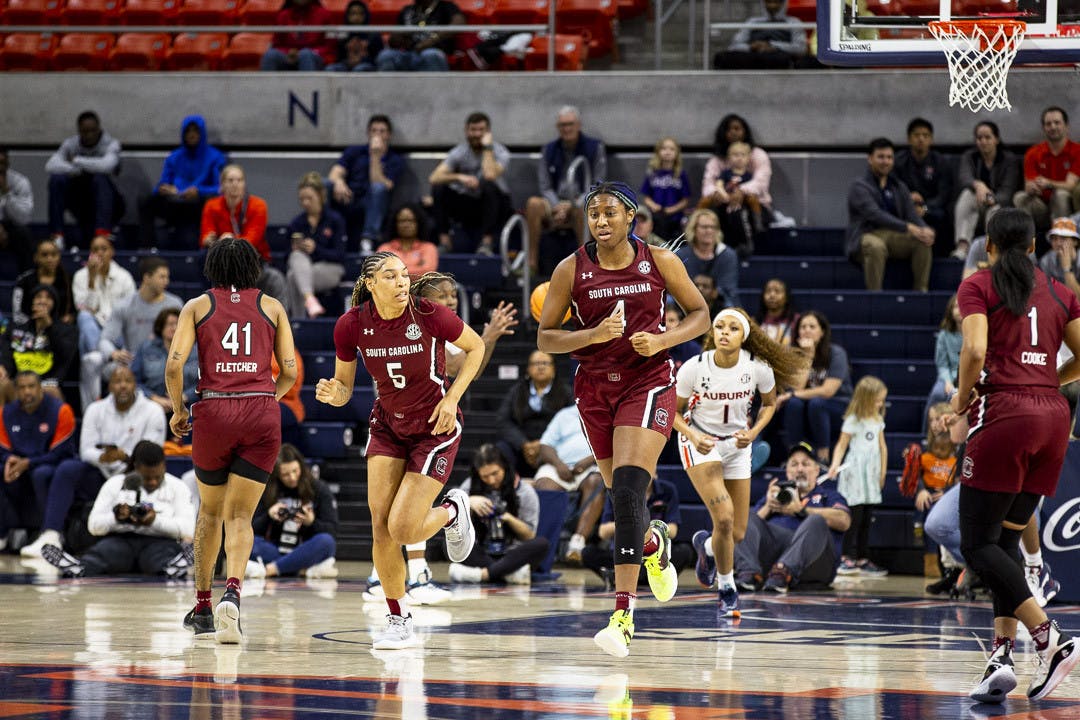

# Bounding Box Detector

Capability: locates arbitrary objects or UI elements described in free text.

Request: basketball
[530,282,571,323]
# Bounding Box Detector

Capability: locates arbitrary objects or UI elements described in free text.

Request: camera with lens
[129,502,153,520]
[276,505,300,522]
[775,480,799,506]
[485,493,508,557]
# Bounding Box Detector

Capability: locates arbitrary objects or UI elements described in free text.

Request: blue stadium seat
[291,319,337,349]
[851,359,934,396]
[678,505,710,538]
[884,395,925,431]
[439,254,504,289]
[869,508,919,548]
[302,421,353,459]
[304,350,372,384]
[300,385,373,422]
[740,255,963,292]
[165,456,193,479]
[832,324,936,359]
[739,289,951,326]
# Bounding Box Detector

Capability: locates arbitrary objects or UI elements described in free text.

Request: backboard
[817,0,1080,66]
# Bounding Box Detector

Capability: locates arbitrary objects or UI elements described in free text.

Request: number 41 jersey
[196,287,276,395]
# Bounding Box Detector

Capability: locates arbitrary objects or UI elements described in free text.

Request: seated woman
[131,307,199,416]
[377,203,439,279]
[12,237,74,326]
[1,284,77,401]
[286,171,347,319]
[447,444,549,585]
[247,444,339,579]
[700,114,774,256]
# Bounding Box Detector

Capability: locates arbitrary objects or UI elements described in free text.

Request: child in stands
[828,375,889,577]
[639,137,691,242]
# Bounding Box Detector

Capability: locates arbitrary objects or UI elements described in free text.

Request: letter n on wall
[289,91,319,128]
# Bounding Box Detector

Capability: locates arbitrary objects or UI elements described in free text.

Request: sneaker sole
[692,531,715,589]
[372,634,421,651]
[646,562,678,602]
[444,489,475,563]
[214,601,242,644]
[407,587,452,605]
[1029,640,1080,700]
[593,629,630,658]
[969,665,1016,703]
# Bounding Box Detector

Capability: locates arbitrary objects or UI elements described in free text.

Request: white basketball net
[929,21,1025,113]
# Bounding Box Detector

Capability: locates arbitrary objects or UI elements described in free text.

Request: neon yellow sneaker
[644,519,678,602]
[593,609,634,658]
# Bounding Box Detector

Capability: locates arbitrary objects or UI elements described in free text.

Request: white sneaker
[448,562,483,583]
[442,488,475,563]
[504,564,532,585]
[214,592,243,645]
[1028,621,1080,700]
[969,639,1016,703]
[363,580,386,602]
[407,580,452,605]
[21,530,62,559]
[245,558,266,579]
[372,614,421,650]
[305,557,338,579]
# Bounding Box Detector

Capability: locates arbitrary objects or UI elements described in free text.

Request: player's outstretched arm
[315,359,356,408]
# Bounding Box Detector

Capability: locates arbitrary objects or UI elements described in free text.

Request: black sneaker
[41,544,85,578]
[1028,621,1080,700]
[163,543,195,580]
[183,606,215,636]
[735,571,762,593]
[215,589,243,644]
[762,564,791,594]
[926,567,962,595]
[969,639,1016,703]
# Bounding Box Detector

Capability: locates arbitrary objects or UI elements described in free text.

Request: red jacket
[200,195,270,262]
[272,4,337,63]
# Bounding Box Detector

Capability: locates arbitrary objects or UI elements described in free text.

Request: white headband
[714,308,750,337]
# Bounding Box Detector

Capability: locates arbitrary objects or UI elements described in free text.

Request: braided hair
[411,271,457,299]
[349,251,400,308]
[987,208,1036,316]
[203,236,261,289]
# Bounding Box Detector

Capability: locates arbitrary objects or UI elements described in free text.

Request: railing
[703,19,817,70]
[565,154,592,241]
[498,213,531,321]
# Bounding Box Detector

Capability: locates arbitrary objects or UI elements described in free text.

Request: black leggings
[842,504,873,560]
[462,537,550,581]
[958,484,1041,618]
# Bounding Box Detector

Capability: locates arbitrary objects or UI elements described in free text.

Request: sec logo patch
[405,323,422,340]
[637,260,651,275]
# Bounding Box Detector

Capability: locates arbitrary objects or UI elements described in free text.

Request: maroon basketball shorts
[364,404,461,485]
[963,390,1070,497]
[574,360,677,461]
[192,396,281,485]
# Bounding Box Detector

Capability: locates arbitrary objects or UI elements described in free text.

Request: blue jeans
[924,483,963,565]
[77,310,102,355]
[782,395,847,457]
[333,181,392,245]
[251,533,335,576]
[39,460,105,532]
[0,467,51,535]
[326,61,375,72]
[260,48,325,71]
[375,47,448,72]
[48,173,122,239]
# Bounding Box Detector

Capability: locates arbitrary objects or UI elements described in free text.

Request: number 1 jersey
[196,287,276,395]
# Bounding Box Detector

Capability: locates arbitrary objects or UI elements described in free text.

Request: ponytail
[987,209,1036,316]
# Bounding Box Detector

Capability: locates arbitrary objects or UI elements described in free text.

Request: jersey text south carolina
[364,343,425,358]
[587,282,652,300]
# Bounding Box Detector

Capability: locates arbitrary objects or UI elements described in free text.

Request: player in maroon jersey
[952,208,1080,703]
[537,181,709,657]
[316,251,485,650]
[166,236,298,644]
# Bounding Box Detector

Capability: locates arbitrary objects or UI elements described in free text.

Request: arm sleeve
[45,141,76,175]
[538,409,566,448]
[702,157,722,199]
[384,152,406,184]
[98,303,126,356]
[87,476,123,536]
[678,170,692,201]
[728,24,753,51]
[429,303,466,343]
[957,150,975,191]
[244,198,269,249]
[956,275,988,318]
[675,357,697,399]
[827,344,850,382]
[841,415,857,434]
[518,484,540,532]
[27,404,76,469]
[79,404,104,463]
[4,173,34,224]
[74,139,121,175]
[771,19,808,55]
[1023,146,1038,181]
[312,213,347,264]
[309,481,340,537]
[45,322,78,385]
[997,153,1022,206]
[333,311,360,362]
[197,151,226,197]
[755,360,776,395]
[157,153,177,189]
[199,200,217,244]
[493,145,511,175]
[741,148,772,200]
[143,403,167,446]
[849,181,909,234]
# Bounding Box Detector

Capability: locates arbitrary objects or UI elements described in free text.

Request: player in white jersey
[673,307,807,617]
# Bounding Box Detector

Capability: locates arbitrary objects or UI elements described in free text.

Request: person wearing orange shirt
[1012,106,1080,238]
[377,203,438,279]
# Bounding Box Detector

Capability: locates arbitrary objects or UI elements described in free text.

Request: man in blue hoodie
[139,115,227,249]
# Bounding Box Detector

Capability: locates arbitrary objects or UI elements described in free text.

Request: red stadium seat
[616,0,648,20]
[109,32,171,69]
[239,0,284,25]
[366,0,409,24]
[51,32,114,69]
[492,0,550,25]
[322,0,348,13]
[523,32,585,70]
[220,31,271,69]
[555,0,617,57]
[957,0,1018,14]
[0,32,58,70]
[785,0,816,22]
[120,0,180,25]
[457,0,494,23]
[176,0,240,25]
[2,0,64,25]
[62,0,120,25]
[168,31,228,69]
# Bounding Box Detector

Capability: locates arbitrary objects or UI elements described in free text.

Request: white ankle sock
[1022,546,1042,568]
[718,571,735,589]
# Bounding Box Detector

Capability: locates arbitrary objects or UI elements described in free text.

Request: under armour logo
[581,272,594,279]
[363,329,375,335]
[620,548,634,555]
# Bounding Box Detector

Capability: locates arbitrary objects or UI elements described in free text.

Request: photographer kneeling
[246,444,339,579]
[735,441,851,594]
[448,444,549,585]
[40,441,195,578]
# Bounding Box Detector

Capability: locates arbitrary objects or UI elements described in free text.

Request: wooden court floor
[2,555,1079,719]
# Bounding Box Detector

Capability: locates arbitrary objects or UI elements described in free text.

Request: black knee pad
[611,465,651,566]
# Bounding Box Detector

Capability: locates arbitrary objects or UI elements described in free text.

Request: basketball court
[2,555,1079,718]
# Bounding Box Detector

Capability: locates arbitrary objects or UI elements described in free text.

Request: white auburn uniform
[676,349,775,478]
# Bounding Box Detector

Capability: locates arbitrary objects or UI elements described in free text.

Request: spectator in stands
[633,206,664,247]
[755,277,798,346]
[139,115,227,250]
[21,365,166,558]
[45,111,124,249]
[640,137,692,242]
[40,441,195,579]
[495,349,573,479]
[954,120,1019,263]
[378,204,439,278]
[377,0,464,72]
[286,171,346,319]
[780,310,851,463]
[0,371,76,552]
[925,294,961,430]
[701,115,774,233]
[713,0,808,69]
[200,164,289,309]
[88,257,183,408]
[0,318,10,407]
[709,140,765,258]
[328,114,405,252]
[132,308,198,416]
[260,0,337,71]
[894,118,955,256]
[693,273,721,317]
[675,208,738,312]
[1013,106,1080,235]
[532,404,607,564]
[1039,216,1080,297]
[1,285,77,401]
[12,237,74,326]
[664,303,703,369]
[525,106,607,275]
[581,474,692,590]
[846,137,935,292]
[245,444,339,579]
[326,1,383,72]
[73,234,136,409]
[735,441,851,593]
[0,148,34,272]
[448,444,548,585]
[429,112,512,255]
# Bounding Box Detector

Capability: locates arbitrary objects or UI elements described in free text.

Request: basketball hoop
[928,19,1026,113]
